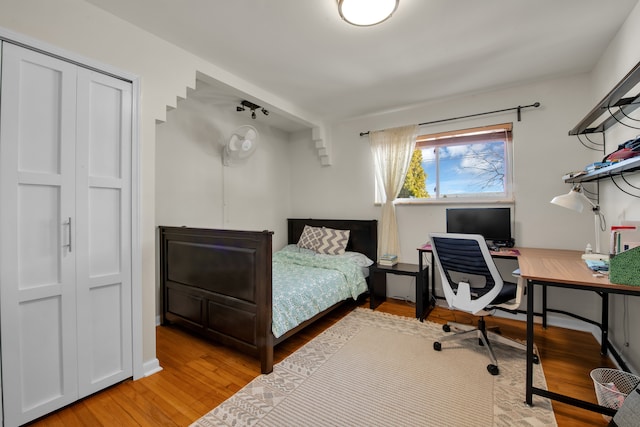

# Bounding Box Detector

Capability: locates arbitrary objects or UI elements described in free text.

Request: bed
[159,218,378,373]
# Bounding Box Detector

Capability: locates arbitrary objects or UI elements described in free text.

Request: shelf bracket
[569,60,640,136]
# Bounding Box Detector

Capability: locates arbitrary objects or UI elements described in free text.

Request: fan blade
[228,134,240,151]
[245,129,257,140]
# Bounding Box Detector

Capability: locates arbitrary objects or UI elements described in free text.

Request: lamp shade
[337,0,398,26]
[551,184,604,254]
[550,186,595,213]
[550,190,585,213]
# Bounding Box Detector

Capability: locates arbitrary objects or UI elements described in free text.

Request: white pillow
[336,251,375,267]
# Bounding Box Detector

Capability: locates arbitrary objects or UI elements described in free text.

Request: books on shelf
[585,161,613,172]
[379,254,397,266]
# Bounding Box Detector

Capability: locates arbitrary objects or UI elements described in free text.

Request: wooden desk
[518,248,640,416]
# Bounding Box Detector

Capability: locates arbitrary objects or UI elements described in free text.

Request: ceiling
[85,0,639,130]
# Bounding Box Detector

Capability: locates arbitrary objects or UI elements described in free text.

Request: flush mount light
[337,0,399,27]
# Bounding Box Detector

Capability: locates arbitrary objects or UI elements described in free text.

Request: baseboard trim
[143,358,163,377]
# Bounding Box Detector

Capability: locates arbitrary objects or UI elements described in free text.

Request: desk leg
[416,272,423,319]
[526,279,535,406]
[430,252,437,306]
[416,268,431,321]
[601,292,609,356]
[542,285,548,329]
[370,270,387,310]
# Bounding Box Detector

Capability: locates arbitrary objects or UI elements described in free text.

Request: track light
[237,100,270,121]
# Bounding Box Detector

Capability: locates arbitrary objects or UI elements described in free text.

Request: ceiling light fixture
[337,0,399,27]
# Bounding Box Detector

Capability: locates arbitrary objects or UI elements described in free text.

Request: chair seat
[491,281,518,305]
[463,281,517,306]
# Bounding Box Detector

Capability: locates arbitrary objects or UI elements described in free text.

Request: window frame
[382,123,514,205]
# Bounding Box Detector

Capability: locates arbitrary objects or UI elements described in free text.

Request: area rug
[192,308,557,427]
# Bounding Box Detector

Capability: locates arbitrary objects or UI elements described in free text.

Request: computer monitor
[446,207,513,246]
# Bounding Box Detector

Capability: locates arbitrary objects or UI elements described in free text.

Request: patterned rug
[192,308,557,427]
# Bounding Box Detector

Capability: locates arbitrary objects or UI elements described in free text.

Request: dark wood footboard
[159,226,275,372]
[159,219,377,374]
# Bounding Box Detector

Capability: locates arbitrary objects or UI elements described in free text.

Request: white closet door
[75,69,133,396]
[0,43,134,426]
[0,43,79,426]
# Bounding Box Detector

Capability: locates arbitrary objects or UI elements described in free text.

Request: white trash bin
[590,368,640,412]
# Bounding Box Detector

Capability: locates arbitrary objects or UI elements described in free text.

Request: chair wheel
[433,342,442,351]
[442,324,451,333]
[533,354,540,364]
[487,364,499,375]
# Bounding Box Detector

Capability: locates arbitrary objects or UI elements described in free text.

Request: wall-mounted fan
[223,125,259,166]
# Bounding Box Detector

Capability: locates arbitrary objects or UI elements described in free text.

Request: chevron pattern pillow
[297,225,323,251]
[316,227,350,255]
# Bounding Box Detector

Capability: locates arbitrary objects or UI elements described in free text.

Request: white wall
[156,97,292,239]
[155,95,294,317]
[291,71,640,372]
[0,0,322,372]
[287,2,640,373]
[589,1,640,373]
[291,75,601,313]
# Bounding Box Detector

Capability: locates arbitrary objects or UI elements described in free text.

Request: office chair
[429,232,532,375]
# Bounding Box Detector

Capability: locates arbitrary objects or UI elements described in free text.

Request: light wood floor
[30,298,616,427]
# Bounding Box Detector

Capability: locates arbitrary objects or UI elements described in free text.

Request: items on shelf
[565,60,640,198]
[604,136,640,162]
[585,161,613,172]
[562,156,640,184]
[379,254,398,266]
[562,170,588,180]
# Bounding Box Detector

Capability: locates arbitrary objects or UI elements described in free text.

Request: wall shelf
[568,60,640,135]
[564,157,640,183]
[565,61,640,198]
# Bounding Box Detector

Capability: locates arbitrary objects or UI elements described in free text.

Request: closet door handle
[63,217,72,252]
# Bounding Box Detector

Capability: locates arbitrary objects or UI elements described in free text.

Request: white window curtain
[369,124,419,260]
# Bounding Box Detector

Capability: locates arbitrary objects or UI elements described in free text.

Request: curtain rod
[359,102,541,137]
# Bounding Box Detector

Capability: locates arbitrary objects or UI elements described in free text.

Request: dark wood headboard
[287,218,378,262]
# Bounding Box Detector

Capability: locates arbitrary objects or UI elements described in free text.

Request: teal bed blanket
[271,246,368,338]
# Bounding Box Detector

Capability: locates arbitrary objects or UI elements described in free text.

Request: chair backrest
[429,232,504,315]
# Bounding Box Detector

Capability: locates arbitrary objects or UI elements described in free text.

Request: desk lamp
[551,184,606,254]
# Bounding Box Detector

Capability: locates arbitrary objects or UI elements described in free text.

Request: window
[393,123,513,203]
